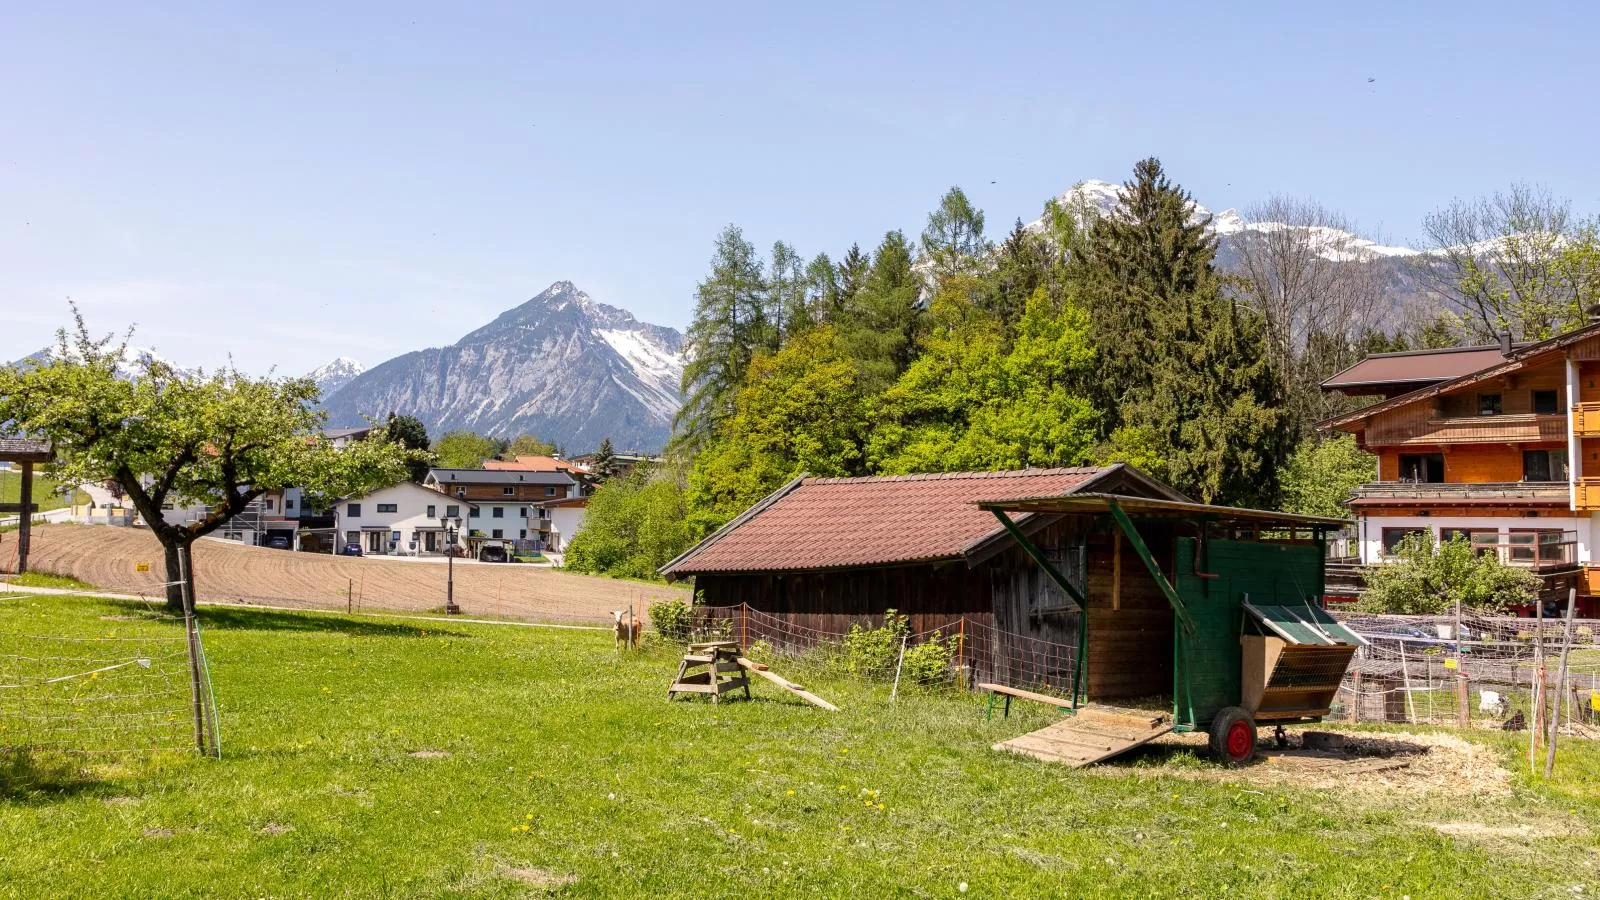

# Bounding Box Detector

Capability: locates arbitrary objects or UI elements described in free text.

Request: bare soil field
[2,524,686,623]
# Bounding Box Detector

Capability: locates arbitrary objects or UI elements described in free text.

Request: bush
[1356,534,1540,615]
[842,611,909,679]
[901,631,961,688]
[648,599,693,642]
[565,472,693,580]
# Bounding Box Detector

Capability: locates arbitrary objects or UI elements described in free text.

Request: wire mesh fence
[684,604,1083,699]
[673,603,1600,736]
[0,604,199,754]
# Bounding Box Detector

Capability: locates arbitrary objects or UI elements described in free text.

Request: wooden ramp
[994,706,1173,768]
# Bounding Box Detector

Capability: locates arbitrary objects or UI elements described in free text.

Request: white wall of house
[335,482,455,555]
[464,502,543,543]
[548,505,587,552]
[1356,514,1592,565]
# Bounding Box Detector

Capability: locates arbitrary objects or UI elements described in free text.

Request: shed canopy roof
[660,464,1186,578]
[974,494,1348,528]
[1245,601,1366,647]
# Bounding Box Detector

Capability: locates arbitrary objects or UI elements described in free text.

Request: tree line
[566,158,1600,578]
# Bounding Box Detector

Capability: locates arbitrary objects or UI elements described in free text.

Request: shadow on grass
[0,750,105,804]
[195,605,469,639]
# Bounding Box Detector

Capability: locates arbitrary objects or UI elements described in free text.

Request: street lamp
[440,515,462,615]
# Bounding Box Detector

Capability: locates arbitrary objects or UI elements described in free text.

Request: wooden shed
[659,465,1195,698]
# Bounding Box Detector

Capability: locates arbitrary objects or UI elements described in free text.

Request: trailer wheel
[1209,707,1257,766]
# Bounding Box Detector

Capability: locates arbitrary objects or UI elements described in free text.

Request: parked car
[265,535,291,550]
[478,543,509,563]
[340,542,363,557]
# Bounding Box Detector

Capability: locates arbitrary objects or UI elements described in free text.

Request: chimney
[1500,332,1513,355]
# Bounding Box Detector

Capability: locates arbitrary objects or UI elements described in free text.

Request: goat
[612,609,641,651]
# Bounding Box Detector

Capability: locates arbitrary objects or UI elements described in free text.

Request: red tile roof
[483,455,573,472]
[660,465,1184,577]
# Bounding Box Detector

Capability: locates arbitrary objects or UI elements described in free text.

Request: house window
[1533,389,1559,414]
[492,529,504,539]
[376,503,398,514]
[492,507,505,519]
[1509,529,1568,565]
[519,507,528,518]
[426,505,436,518]
[1523,449,1568,482]
[545,487,556,496]
[1397,453,1445,484]
[345,531,359,545]
[1381,527,1429,556]
[519,529,527,539]
[503,487,515,496]
[347,503,361,517]
[470,506,480,518]
[1478,393,1502,416]
[264,498,274,511]
[286,498,294,509]
[1441,528,1499,556]
[390,530,401,543]
[446,505,459,518]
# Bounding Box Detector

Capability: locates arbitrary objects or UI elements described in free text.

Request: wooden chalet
[1321,323,1600,615]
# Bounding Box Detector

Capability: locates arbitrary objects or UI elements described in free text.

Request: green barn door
[1173,538,1240,730]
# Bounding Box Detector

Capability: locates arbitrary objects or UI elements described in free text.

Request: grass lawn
[4,594,1600,897]
[0,470,87,512]
[2,571,98,590]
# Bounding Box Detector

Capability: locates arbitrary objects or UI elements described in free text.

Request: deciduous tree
[0,312,413,611]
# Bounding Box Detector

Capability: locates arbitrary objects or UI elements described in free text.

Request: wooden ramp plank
[994,706,1173,768]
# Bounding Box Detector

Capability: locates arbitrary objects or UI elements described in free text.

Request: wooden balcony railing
[1575,402,1600,435]
[1576,478,1600,510]
[1349,481,1569,502]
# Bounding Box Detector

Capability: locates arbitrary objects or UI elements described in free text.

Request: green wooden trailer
[978,495,1364,766]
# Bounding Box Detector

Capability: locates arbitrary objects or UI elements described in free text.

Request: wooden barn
[660,465,1345,716]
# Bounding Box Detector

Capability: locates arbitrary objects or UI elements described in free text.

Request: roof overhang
[976,493,1348,529]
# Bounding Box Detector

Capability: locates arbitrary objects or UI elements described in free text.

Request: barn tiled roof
[660,464,1184,577]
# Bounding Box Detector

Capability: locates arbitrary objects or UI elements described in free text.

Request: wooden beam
[1112,530,1122,611]
[1106,499,1194,632]
[989,509,1085,612]
[17,462,32,574]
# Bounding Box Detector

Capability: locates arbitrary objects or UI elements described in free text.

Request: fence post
[1455,673,1470,729]
[957,617,966,688]
[1532,597,1546,773]
[890,635,908,702]
[1545,588,1578,778]
[1399,640,1416,723]
[1349,671,1361,723]
[740,603,748,650]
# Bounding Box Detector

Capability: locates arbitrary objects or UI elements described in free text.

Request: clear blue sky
[3,1,1597,374]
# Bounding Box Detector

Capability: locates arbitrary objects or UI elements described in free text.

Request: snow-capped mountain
[319,282,684,452]
[1031,179,1418,263]
[306,356,364,398]
[8,344,199,378]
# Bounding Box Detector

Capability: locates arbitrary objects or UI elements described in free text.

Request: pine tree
[805,252,841,323]
[592,437,618,480]
[835,243,870,314]
[384,412,432,482]
[1075,158,1290,506]
[767,240,810,343]
[920,186,991,280]
[674,225,770,452]
[839,231,924,392]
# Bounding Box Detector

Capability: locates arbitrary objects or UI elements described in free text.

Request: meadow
[0,470,85,513]
[3,593,1599,897]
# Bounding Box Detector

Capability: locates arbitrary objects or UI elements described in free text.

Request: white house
[538,496,589,552]
[335,481,460,556]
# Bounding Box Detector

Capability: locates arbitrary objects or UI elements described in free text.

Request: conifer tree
[674,225,770,453]
[835,243,870,312]
[805,252,841,323]
[920,186,991,280]
[591,437,618,480]
[839,231,925,392]
[767,240,811,342]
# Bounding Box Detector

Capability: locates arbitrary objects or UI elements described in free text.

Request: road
[1,524,688,624]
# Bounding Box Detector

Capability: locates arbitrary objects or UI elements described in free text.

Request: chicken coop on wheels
[976,494,1364,767]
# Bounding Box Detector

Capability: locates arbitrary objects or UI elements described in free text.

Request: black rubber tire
[1208,706,1257,767]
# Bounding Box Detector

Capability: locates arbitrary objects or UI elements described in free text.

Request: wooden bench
[978,682,1075,719]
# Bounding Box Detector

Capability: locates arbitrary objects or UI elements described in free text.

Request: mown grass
[3,594,1599,897]
[0,471,87,512]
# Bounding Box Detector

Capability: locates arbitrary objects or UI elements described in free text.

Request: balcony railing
[1575,402,1600,435]
[1350,481,1569,501]
[1368,413,1567,447]
[1576,478,1600,510]
[1466,532,1578,571]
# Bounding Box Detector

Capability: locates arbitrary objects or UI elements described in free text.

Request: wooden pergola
[0,438,56,574]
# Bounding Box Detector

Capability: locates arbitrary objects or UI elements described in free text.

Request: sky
[3,1,1598,374]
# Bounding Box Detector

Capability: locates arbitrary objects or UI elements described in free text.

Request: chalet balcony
[1575,402,1600,436]
[1468,531,1579,571]
[1576,478,1600,511]
[1367,412,1567,446]
[1348,481,1570,502]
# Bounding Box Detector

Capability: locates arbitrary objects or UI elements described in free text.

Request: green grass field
[3,594,1599,897]
[0,470,87,512]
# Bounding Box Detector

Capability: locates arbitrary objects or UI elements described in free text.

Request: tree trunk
[161,536,197,614]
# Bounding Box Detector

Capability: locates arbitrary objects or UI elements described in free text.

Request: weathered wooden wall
[694,516,1181,701]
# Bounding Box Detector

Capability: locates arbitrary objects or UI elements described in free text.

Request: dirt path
[2,524,687,624]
